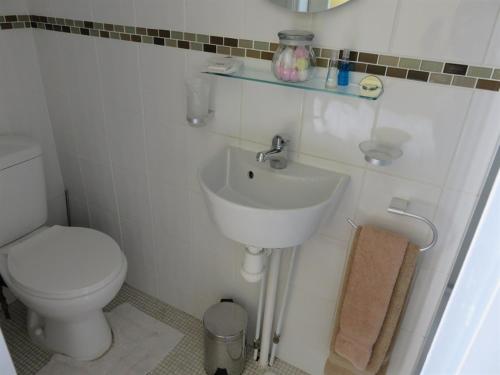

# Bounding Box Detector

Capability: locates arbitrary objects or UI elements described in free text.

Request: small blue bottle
[337,49,350,87]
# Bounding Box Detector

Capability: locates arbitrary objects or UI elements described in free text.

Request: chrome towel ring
[347,197,438,252]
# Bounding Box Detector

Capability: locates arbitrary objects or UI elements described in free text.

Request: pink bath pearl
[282,68,293,81]
[275,64,283,77]
[294,46,308,58]
[289,69,299,81]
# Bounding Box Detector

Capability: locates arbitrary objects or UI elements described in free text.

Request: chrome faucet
[256,135,288,169]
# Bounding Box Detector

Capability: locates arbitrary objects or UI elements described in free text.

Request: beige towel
[325,226,418,375]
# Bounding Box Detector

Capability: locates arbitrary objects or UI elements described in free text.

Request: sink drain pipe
[269,246,298,366]
[240,246,270,361]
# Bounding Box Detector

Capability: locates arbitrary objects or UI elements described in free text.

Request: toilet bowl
[0,225,127,360]
[0,135,127,360]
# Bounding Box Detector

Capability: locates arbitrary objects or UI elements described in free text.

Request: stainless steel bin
[203,301,248,375]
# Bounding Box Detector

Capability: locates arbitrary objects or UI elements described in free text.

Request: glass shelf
[203,67,382,100]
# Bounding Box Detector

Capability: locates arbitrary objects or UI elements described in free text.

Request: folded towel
[324,226,418,374]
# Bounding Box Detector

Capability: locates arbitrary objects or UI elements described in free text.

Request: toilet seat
[7,225,125,300]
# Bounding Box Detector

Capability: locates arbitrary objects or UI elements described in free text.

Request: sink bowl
[199,147,349,249]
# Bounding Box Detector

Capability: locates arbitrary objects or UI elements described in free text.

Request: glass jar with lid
[272,30,316,82]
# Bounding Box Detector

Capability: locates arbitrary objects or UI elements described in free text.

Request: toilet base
[28,309,112,361]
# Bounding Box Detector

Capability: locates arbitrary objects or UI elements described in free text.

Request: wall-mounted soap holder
[359,140,402,166]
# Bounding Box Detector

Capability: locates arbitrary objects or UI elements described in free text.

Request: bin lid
[203,302,247,340]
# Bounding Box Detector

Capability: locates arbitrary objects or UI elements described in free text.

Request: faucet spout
[256,149,281,162]
[256,135,288,169]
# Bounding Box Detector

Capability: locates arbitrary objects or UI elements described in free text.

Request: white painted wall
[18,0,500,373]
[0,0,66,226]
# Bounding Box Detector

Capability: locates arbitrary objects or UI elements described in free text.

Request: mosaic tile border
[2,14,500,92]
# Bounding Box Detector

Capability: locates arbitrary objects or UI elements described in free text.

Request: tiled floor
[0,284,309,375]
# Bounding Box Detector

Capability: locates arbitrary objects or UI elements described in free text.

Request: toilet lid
[7,226,125,299]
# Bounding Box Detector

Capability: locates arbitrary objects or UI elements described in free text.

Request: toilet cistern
[256,135,288,170]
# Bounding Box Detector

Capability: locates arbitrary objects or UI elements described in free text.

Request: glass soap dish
[359,141,403,166]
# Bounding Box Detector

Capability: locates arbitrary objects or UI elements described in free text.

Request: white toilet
[0,135,127,360]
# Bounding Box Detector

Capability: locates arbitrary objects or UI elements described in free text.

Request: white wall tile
[187,190,241,318]
[185,126,238,192]
[484,12,500,66]
[90,0,135,25]
[42,145,65,200]
[185,0,244,37]
[49,0,92,20]
[155,231,194,312]
[88,203,122,245]
[391,0,500,64]
[144,118,188,187]
[26,0,51,15]
[293,234,348,301]
[0,0,28,13]
[67,197,90,228]
[300,91,377,165]
[79,158,118,214]
[313,0,399,52]
[43,87,78,156]
[387,329,425,375]
[96,39,148,173]
[445,91,500,194]
[134,0,184,30]
[46,193,68,226]
[60,36,110,164]
[400,267,449,338]
[241,81,304,149]
[112,166,152,225]
[298,154,366,242]
[140,45,189,190]
[0,30,65,215]
[355,171,442,246]
[149,173,190,243]
[120,218,158,297]
[421,190,476,276]
[243,0,312,42]
[140,45,186,129]
[373,78,472,186]
[57,153,86,202]
[208,78,243,137]
[278,287,336,375]
[32,32,68,94]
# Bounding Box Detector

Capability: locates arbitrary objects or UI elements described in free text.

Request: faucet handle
[272,135,288,150]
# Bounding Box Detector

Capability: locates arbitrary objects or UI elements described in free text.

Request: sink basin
[199,147,349,248]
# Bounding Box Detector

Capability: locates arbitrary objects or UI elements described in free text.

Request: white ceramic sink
[199,147,349,248]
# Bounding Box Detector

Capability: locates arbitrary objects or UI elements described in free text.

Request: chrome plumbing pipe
[270,246,298,366]
[253,258,268,361]
[259,250,282,368]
